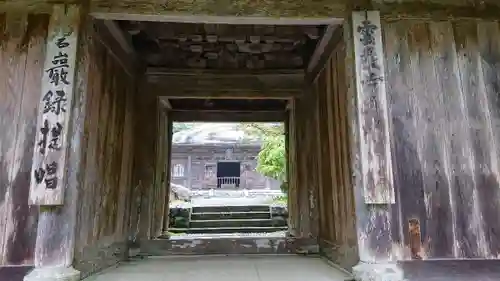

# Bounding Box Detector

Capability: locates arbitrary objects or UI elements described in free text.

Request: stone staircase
[170,205,288,234]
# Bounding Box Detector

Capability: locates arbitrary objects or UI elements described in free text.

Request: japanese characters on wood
[29,6,80,206]
[352,11,394,204]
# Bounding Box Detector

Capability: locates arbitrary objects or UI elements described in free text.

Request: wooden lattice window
[172,163,185,178]
[204,164,215,178]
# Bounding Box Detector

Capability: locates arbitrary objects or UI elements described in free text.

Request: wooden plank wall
[0,13,49,266]
[290,93,320,238]
[131,78,161,241]
[383,19,500,260]
[150,107,169,237]
[312,38,358,269]
[73,21,136,261]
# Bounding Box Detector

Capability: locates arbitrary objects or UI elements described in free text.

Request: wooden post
[29,5,81,206]
[287,99,299,237]
[24,4,86,281]
[163,117,173,231]
[345,10,403,281]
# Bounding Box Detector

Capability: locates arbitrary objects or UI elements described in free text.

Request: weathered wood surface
[147,70,303,99]
[0,12,49,265]
[88,0,500,21]
[313,37,358,269]
[73,17,136,273]
[286,100,299,236]
[151,107,168,237]
[89,0,500,22]
[0,0,500,20]
[383,19,500,260]
[89,0,346,19]
[132,82,160,241]
[353,11,394,204]
[121,22,321,70]
[29,5,80,206]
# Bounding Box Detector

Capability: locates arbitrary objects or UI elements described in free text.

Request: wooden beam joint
[306,25,343,84]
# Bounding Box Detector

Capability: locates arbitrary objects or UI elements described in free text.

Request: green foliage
[239,123,287,193]
[257,134,286,181]
[172,122,194,134]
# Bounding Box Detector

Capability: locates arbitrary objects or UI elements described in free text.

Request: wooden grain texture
[382,19,500,260]
[89,0,346,19]
[314,36,358,269]
[73,19,137,260]
[353,11,395,204]
[1,0,500,19]
[287,99,299,236]
[29,5,80,206]
[86,0,500,22]
[0,12,50,266]
[132,78,160,240]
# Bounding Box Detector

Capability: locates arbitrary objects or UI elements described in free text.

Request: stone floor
[84,255,352,281]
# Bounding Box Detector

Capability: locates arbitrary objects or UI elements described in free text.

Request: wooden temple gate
[1,1,500,281]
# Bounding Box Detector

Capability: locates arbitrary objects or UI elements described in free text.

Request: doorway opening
[111,18,340,253]
[167,122,288,239]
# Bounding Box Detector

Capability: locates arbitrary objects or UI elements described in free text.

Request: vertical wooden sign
[352,11,395,204]
[29,5,80,206]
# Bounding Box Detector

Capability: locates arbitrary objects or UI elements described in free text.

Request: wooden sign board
[29,6,80,206]
[352,11,395,204]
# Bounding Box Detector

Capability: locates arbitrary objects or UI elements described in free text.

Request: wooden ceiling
[118,21,326,70]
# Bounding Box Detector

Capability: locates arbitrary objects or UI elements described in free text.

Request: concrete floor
[84,255,352,281]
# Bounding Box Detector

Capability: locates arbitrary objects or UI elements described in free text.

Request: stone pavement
[84,255,352,281]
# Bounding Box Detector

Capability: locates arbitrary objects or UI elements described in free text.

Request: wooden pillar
[163,116,173,232]
[287,99,299,237]
[24,4,86,281]
[345,10,402,281]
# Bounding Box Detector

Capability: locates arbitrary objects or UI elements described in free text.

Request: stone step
[169,226,288,234]
[190,218,282,229]
[191,211,271,221]
[191,205,270,214]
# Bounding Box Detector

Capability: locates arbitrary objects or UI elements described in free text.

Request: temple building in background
[170,123,281,190]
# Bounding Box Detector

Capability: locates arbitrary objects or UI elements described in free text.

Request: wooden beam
[149,84,302,99]
[91,13,342,25]
[171,110,286,122]
[2,0,500,20]
[93,20,139,76]
[376,2,500,20]
[89,0,346,21]
[147,69,304,89]
[305,25,343,84]
[146,68,305,76]
[146,69,304,99]
[86,1,500,22]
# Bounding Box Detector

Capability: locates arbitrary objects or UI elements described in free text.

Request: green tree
[172,122,194,134]
[239,123,287,193]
